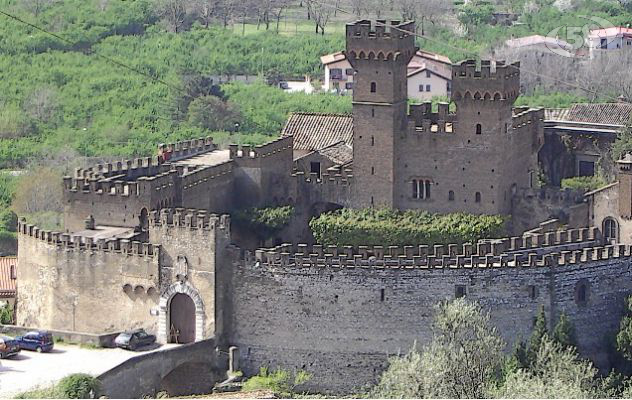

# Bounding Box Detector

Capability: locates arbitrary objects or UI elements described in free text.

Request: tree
[371,299,505,398]
[305,0,332,35]
[458,2,495,33]
[193,0,222,28]
[19,0,56,17]
[492,336,599,398]
[12,167,63,216]
[617,295,632,360]
[612,120,632,162]
[24,86,59,124]
[154,0,187,33]
[552,313,577,349]
[188,95,242,132]
[527,306,548,365]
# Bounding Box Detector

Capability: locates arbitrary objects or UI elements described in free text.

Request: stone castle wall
[227,234,632,393]
[16,222,160,334]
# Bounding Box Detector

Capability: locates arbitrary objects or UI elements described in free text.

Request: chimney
[85,215,96,230]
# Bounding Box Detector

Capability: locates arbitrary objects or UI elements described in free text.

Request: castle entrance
[169,293,196,343]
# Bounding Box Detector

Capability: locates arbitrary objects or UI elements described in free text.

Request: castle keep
[15,20,632,393]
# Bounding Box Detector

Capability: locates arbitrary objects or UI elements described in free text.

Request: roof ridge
[288,111,352,117]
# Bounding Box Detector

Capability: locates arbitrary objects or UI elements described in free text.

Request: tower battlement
[345,20,416,65]
[149,208,230,233]
[451,60,521,103]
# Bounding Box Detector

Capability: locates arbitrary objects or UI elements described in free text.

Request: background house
[321,49,452,101]
[0,256,17,310]
[588,27,632,58]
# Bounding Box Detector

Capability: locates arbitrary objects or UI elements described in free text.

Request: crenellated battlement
[252,227,604,269]
[72,156,167,181]
[181,160,233,190]
[512,108,544,131]
[17,219,160,258]
[345,20,416,65]
[451,60,521,104]
[294,171,353,186]
[229,136,293,163]
[149,208,230,233]
[158,137,216,163]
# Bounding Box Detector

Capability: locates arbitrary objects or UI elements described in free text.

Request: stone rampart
[158,137,216,162]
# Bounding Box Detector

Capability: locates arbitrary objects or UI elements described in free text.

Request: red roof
[589,27,632,38]
[0,257,16,297]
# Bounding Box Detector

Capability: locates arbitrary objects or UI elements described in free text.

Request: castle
[15,20,632,393]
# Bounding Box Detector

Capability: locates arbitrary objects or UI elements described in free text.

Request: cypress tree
[552,313,577,349]
[527,306,548,366]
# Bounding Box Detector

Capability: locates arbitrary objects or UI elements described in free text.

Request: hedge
[232,206,294,238]
[309,208,506,247]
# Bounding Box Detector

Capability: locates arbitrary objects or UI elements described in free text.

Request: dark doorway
[578,161,595,177]
[139,208,149,231]
[169,294,195,344]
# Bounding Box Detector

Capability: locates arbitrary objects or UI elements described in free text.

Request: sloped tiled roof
[506,35,573,50]
[317,141,353,165]
[0,257,17,297]
[589,27,632,38]
[281,112,353,151]
[407,66,451,81]
[546,103,632,126]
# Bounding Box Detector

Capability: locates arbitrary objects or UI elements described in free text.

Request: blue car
[15,331,54,353]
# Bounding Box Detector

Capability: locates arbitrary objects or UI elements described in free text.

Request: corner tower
[346,20,417,208]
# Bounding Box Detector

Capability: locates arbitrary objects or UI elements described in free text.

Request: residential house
[588,27,632,58]
[0,256,16,310]
[320,49,452,101]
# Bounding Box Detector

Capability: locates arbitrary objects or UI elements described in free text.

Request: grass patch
[14,373,99,399]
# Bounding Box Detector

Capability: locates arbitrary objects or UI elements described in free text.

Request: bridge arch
[158,282,205,344]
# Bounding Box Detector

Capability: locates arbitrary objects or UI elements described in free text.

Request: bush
[309,208,506,247]
[0,303,13,324]
[242,367,310,395]
[233,206,294,238]
[561,176,607,191]
[56,374,100,399]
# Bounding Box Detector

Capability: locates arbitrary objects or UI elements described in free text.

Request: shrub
[0,303,13,324]
[56,374,100,399]
[242,367,310,395]
[309,208,506,247]
[233,206,294,238]
[561,176,607,191]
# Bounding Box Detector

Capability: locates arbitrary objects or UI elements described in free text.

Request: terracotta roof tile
[317,141,353,165]
[547,103,632,126]
[0,257,17,297]
[281,112,353,151]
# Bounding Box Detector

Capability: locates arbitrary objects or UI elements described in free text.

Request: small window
[371,166,375,175]
[419,84,424,92]
[371,136,375,146]
[345,68,354,76]
[446,81,451,92]
[578,160,595,177]
[455,285,466,298]
[604,218,618,243]
[370,82,377,93]
[330,68,343,79]
[475,192,481,203]
[310,161,321,178]
[371,108,375,117]
[380,288,385,302]
[528,285,537,300]
[476,123,482,134]
[426,84,431,92]
[412,179,432,199]
[10,265,15,280]
[448,190,455,201]
[426,70,431,78]
[345,82,353,90]
[575,281,589,305]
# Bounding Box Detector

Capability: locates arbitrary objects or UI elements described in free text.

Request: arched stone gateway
[158,282,205,343]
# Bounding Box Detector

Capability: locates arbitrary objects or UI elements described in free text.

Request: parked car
[15,331,54,353]
[0,335,20,358]
[114,329,156,351]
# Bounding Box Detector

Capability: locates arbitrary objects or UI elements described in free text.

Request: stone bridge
[97,338,227,398]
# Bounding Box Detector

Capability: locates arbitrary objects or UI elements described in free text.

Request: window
[426,84,431,92]
[446,81,451,92]
[604,218,618,243]
[455,285,466,298]
[330,68,343,80]
[600,38,607,48]
[575,280,589,305]
[412,179,432,199]
[419,84,424,92]
[345,82,353,90]
[578,161,595,177]
[310,161,321,178]
[448,190,455,201]
[426,70,431,78]
[476,123,482,134]
[370,82,377,93]
[380,288,385,302]
[528,285,537,300]
[10,265,15,280]
[371,136,375,146]
[371,166,375,175]
[475,192,481,203]
[345,68,354,76]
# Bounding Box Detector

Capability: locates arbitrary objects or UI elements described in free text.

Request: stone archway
[158,282,205,344]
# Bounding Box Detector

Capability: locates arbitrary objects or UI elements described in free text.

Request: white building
[588,27,632,58]
[321,49,452,101]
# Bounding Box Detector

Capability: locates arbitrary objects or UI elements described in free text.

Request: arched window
[448,190,455,201]
[575,280,590,305]
[475,192,481,203]
[370,82,377,93]
[412,179,432,200]
[476,123,482,134]
[603,217,619,243]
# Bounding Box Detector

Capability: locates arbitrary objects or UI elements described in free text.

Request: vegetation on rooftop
[309,208,506,247]
[233,205,295,239]
[561,175,608,191]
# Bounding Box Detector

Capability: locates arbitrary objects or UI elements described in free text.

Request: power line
[309,0,627,103]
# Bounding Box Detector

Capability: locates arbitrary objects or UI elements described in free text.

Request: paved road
[0,343,176,397]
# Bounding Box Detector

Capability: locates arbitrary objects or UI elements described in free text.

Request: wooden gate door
[169,293,196,343]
